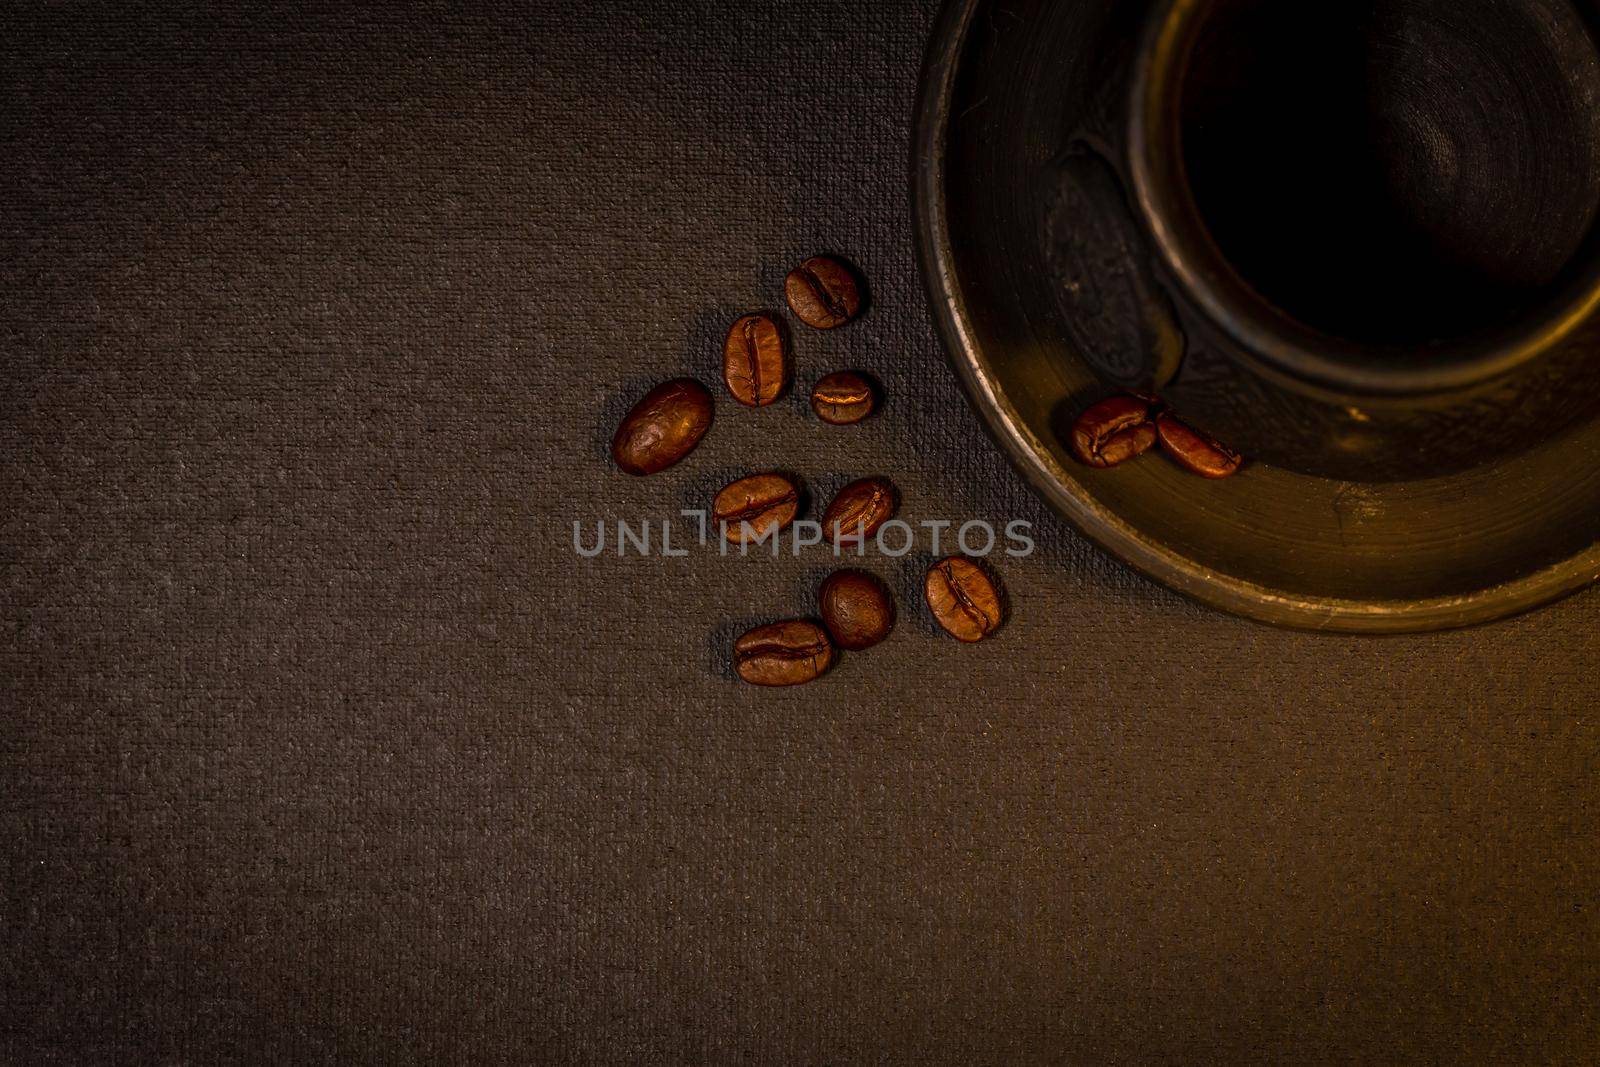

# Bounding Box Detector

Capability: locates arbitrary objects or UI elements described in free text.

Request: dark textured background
[2,1,1597,1063]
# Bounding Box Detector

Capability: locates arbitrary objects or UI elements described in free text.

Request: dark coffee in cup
[1178,0,1600,348]
[1131,0,1600,390]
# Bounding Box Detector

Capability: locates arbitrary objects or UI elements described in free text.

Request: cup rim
[1127,0,1600,398]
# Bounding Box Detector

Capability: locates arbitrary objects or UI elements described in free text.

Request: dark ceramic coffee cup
[1054,0,1600,479]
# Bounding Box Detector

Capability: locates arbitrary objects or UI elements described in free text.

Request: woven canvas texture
[3,1,1597,1062]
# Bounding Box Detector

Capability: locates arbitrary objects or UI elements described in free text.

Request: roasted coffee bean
[810,371,877,425]
[785,256,863,329]
[713,473,800,544]
[723,313,787,407]
[611,378,714,476]
[1070,393,1158,468]
[734,620,834,687]
[1156,412,1243,479]
[924,556,1003,643]
[821,477,897,545]
[819,570,894,650]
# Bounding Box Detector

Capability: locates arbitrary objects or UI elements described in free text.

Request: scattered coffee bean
[713,473,800,544]
[1070,394,1158,468]
[924,556,1003,642]
[822,477,898,545]
[734,620,835,686]
[810,371,877,425]
[611,378,714,476]
[819,570,894,650]
[723,313,787,407]
[1156,412,1243,479]
[785,256,863,329]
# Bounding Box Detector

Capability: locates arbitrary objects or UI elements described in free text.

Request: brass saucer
[913,0,1600,632]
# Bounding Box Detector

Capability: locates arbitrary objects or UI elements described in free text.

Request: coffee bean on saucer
[1156,412,1243,478]
[723,313,788,407]
[810,371,877,424]
[785,256,863,329]
[924,556,1003,642]
[734,620,834,686]
[611,378,714,476]
[1070,393,1158,468]
[819,570,894,650]
[712,473,800,544]
[821,477,898,546]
